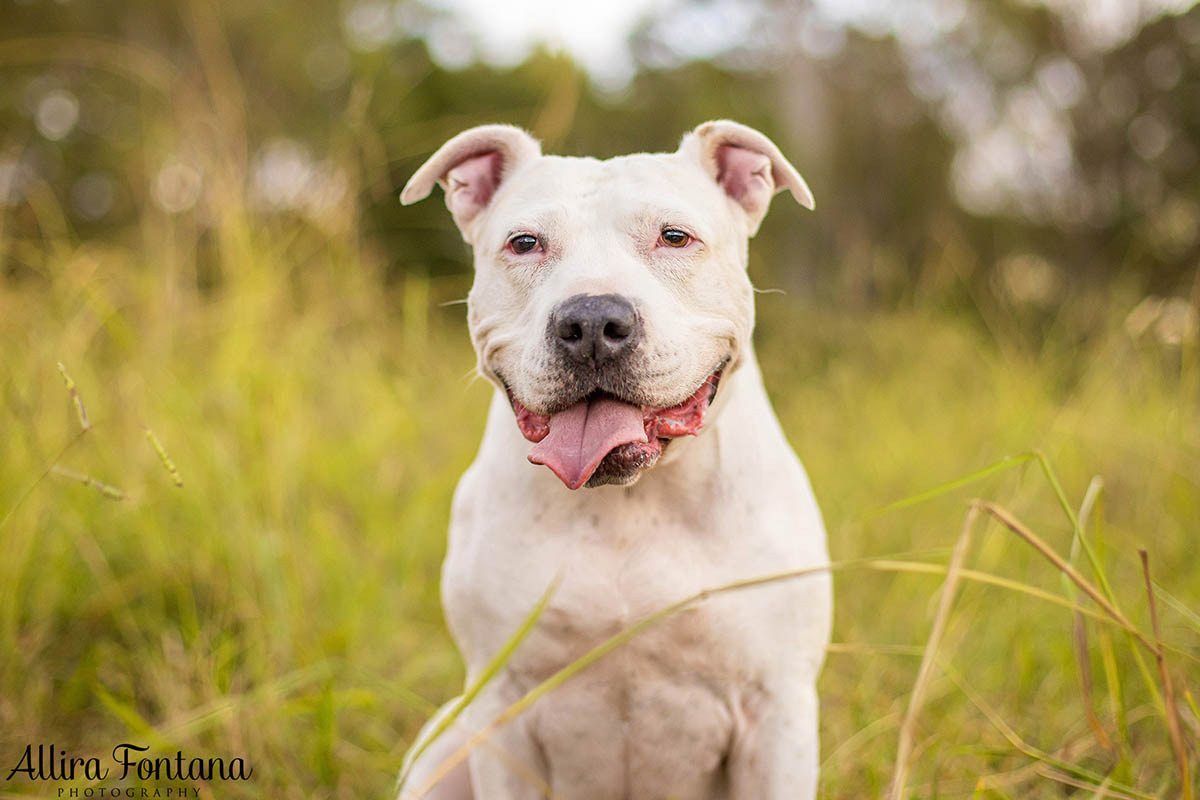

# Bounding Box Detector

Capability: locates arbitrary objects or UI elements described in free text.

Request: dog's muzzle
[495,294,728,490]
[507,366,725,490]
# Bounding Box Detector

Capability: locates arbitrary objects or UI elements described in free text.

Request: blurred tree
[1,0,1197,316]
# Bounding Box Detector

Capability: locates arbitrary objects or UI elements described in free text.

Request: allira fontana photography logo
[6,743,252,796]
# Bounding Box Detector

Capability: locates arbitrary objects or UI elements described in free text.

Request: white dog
[396,120,832,800]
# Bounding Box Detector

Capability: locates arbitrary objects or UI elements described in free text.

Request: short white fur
[398,120,831,800]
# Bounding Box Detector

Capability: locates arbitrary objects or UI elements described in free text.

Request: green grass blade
[92,683,173,750]
[863,452,1037,519]
[397,576,559,789]
[941,662,1157,800]
[1152,581,1200,633]
[1033,452,1119,609]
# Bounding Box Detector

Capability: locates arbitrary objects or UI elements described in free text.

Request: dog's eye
[508,234,540,254]
[660,228,691,248]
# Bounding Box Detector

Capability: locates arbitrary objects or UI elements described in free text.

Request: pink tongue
[527,396,648,490]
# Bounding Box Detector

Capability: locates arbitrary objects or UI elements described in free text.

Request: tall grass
[1,45,1197,795]
[3,201,1197,796]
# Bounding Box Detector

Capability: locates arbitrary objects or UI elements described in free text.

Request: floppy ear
[400,124,541,235]
[681,119,814,235]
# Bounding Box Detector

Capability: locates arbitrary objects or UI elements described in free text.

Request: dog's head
[402,121,813,489]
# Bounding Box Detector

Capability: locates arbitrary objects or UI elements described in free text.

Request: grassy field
[1,218,1197,799]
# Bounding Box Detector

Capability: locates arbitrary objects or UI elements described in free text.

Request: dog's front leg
[462,683,549,800]
[727,682,821,799]
[397,698,474,800]
[398,689,548,800]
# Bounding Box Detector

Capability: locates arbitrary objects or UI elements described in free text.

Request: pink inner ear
[445,151,503,224]
[715,144,774,217]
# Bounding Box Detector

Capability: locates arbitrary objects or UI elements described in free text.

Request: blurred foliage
[2,0,1199,317]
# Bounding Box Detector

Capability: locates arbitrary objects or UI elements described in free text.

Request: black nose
[549,294,641,367]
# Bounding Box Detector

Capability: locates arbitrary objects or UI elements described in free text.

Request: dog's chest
[546,526,782,659]
[465,520,782,799]
[445,488,812,683]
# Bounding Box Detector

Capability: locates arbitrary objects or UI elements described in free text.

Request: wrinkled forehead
[480,153,730,237]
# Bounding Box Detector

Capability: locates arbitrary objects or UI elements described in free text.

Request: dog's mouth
[506,365,725,490]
